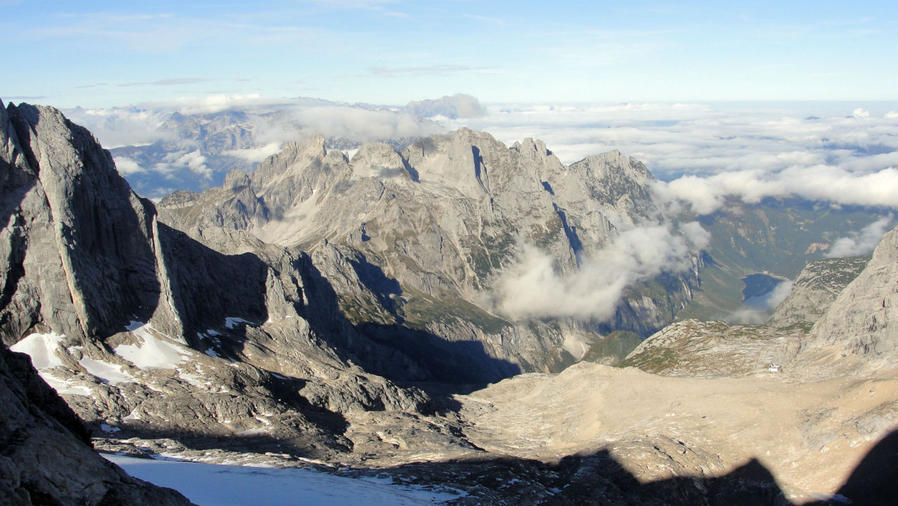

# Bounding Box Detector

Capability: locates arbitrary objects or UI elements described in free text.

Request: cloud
[117,78,211,87]
[306,0,404,15]
[495,221,708,321]
[369,65,495,77]
[223,143,283,163]
[65,106,172,148]
[450,102,898,215]
[726,279,794,324]
[654,166,898,215]
[825,216,894,257]
[113,156,144,175]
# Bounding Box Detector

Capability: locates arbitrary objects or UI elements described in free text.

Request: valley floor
[457,362,898,502]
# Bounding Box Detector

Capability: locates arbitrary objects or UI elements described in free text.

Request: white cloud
[66,107,171,148]
[825,216,894,258]
[655,166,898,215]
[223,143,283,163]
[765,280,795,309]
[725,279,794,324]
[495,221,707,321]
[852,107,871,118]
[113,156,144,175]
[456,104,898,199]
[176,150,212,179]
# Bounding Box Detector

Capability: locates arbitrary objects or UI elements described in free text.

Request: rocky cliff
[803,225,898,374]
[0,344,191,505]
[0,99,472,469]
[159,129,703,378]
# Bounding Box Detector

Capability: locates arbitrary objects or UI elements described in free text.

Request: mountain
[801,224,898,375]
[4,99,897,503]
[156,129,707,379]
[64,97,447,199]
[677,197,885,322]
[622,255,870,377]
[0,99,470,469]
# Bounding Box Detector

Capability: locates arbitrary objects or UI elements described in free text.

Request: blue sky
[3,0,897,107]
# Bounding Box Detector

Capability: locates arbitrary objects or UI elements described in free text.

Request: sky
[3,0,897,108]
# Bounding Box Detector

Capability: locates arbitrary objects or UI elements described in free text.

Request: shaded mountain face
[0,344,192,505]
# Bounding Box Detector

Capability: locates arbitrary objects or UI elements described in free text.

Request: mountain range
[2,98,896,504]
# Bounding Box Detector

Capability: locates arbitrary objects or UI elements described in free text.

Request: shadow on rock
[299,257,520,395]
[376,451,791,505]
[808,428,898,506]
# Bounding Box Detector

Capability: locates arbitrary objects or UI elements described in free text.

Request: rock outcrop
[0,344,191,505]
[768,256,869,331]
[803,226,898,373]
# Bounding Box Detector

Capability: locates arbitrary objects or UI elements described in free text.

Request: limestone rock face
[159,128,701,377]
[0,101,164,345]
[768,256,869,331]
[0,345,191,505]
[807,226,898,369]
[0,100,452,469]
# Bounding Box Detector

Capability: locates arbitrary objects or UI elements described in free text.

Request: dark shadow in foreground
[807,428,898,506]
[374,429,898,505]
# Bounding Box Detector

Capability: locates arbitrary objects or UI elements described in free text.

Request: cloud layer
[825,216,894,258]
[495,222,708,321]
[454,102,898,215]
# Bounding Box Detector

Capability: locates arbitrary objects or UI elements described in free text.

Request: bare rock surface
[158,127,701,380]
[4,99,897,505]
[457,361,898,502]
[802,226,898,374]
[0,99,468,472]
[768,255,870,331]
[0,344,191,505]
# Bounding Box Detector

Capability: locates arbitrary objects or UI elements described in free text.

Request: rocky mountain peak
[349,142,411,181]
[1,100,165,344]
[808,225,898,365]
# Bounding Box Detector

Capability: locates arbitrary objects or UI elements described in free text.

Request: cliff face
[0,344,191,505]
[0,99,463,469]
[804,225,898,373]
[159,129,702,376]
[0,101,163,345]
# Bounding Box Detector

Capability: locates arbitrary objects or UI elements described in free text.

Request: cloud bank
[453,102,898,216]
[825,216,894,258]
[495,222,708,321]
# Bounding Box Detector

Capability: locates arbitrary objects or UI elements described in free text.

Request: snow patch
[39,371,93,396]
[104,454,465,505]
[10,332,66,369]
[115,324,192,369]
[178,371,210,388]
[79,356,136,385]
[100,423,121,433]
